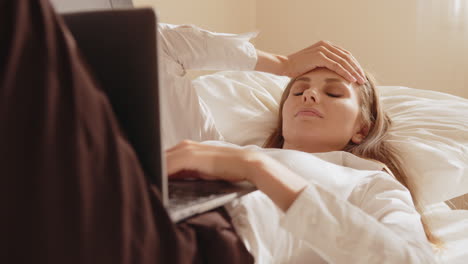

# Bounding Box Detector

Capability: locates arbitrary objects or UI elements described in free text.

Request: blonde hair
[263,71,442,246]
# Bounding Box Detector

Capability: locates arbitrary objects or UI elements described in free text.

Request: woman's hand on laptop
[165,140,308,212]
[165,140,259,182]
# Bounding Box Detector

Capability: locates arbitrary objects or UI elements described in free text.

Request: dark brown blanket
[0,1,253,263]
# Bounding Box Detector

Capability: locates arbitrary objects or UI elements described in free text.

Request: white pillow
[379,86,468,205]
[193,70,468,205]
[193,71,288,146]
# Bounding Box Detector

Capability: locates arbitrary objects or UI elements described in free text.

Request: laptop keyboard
[167,180,256,221]
[169,180,249,206]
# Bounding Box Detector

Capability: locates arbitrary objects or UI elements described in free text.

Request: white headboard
[50,0,133,13]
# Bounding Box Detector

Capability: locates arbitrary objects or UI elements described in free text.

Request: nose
[302,88,319,103]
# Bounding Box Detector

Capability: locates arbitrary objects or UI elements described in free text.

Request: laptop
[63,8,256,222]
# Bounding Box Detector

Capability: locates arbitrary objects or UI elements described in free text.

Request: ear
[351,125,369,144]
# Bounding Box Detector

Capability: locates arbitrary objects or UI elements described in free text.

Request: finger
[168,170,201,180]
[165,148,194,176]
[298,41,365,83]
[166,150,218,182]
[165,139,197,154]
[198,172,218,181]
[328,44,366,84]
[166,144,218,178]
[320,42,366,84]
[320,46,361,83]
[325,43,362,72]
[318,51,356,83]
[325,44,365,83]
[333,47,366,84]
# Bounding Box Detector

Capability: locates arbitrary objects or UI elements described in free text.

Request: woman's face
[282,68,365,153]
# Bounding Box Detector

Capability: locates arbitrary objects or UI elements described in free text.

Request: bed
[51,0,468,262]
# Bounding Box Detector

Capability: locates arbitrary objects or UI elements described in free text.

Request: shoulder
[311,151,387,172]
[349,170,414,209]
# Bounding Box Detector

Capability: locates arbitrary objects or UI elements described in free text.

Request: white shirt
[157,23,436,264]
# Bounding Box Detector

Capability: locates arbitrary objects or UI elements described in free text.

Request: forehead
[296,68,349,84]
[292,68,362,94]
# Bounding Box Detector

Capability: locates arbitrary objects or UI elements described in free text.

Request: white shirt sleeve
[280,172,436,264]
[158,23,258,73]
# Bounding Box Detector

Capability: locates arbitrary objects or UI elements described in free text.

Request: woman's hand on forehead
[285,40,366,85]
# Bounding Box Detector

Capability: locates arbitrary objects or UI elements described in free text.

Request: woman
[160,22,437,263]
[1,0,435,263]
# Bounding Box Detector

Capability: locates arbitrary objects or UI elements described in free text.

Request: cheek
[282,98,293,118]
[347,105,361,131]
[333,102,361,127]
[343,103,360,118]
[281,99,295,134]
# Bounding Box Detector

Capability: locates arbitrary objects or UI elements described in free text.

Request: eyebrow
[295,76,346,84]
[324,78,346,84]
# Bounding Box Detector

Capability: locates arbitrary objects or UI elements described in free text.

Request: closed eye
[293,92,341,97]
[327,93,341,98]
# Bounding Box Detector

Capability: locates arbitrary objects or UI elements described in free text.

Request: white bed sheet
[425,203,468,263]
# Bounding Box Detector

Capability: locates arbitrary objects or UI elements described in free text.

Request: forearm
[254,49,290,76]
[246,154,308,212]
[279,175,436,263]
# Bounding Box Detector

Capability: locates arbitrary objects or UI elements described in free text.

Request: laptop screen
[63,9,166,202]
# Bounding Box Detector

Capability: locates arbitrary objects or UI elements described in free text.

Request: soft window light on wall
[451,0,467,27]
[417,0,467,31]
[453,0,462,17]
[454,0,466,29]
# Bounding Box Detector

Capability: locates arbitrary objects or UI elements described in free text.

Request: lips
[295,108,324,118]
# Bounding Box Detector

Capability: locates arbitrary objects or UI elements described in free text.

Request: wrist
[276,54,291,77]
[255,49,291,76]
[240,150,266,184]
[242,152,309,212]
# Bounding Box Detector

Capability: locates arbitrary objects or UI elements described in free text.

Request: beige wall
[133,0,255,34]
[133,0,256,78]
[134,0,468,99]
[256,0,468,99]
